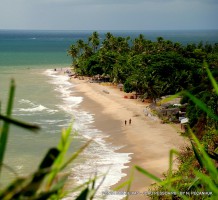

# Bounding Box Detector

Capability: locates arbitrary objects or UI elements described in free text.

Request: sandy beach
[68,74,188,198]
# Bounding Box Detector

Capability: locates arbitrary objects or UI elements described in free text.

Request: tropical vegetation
[68,32,218,199]
[68,31,218,134]
[0,31,217,200]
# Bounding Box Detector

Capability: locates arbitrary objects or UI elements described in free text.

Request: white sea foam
[38,119,65,124]
[44,69,131,200]
[63,96,83,107]
[17,99,58,114]
[19,105,47,112]
[13,114,34,116]
[44,69,72,86]
[19,99,34,105]
[55,85,72,97]
[71,126,131,199]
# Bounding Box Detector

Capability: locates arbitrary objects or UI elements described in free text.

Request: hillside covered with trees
[68,32,218,198]
[68,31,218,134]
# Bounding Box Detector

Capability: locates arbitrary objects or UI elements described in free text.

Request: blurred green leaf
[0,114,40,132]
[190,129,218,184]
[160,92,182,105]
[195,171,218,195]
[187,177,200,191]
[0,79,15,173]
[204,61,218,96]
[60,139,92,171]
[190,140,204,168]
[167,149,179,189]
[113,179,131,191]
[183,90,218,121]
[135,166,161,183]
[11,148,60,198]
[75,187,89,200]
[45,125,73,189]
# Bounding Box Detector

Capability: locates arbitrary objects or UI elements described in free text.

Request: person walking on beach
[125,120,127,126]
[129,118,131,125]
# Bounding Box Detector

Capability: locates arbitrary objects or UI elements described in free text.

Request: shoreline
[59,69,188,198]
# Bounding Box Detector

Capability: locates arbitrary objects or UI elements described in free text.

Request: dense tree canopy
[68,32,218,133]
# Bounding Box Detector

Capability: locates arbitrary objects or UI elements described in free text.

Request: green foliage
[0,80,16,173]
[67,32,218,198]
[116,67,218,199]
[68,32,218,119]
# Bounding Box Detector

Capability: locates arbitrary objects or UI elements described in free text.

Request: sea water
[0,29,218,199]
[0,30,132,200]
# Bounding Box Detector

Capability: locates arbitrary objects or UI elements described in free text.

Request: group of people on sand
[125,118,132,125]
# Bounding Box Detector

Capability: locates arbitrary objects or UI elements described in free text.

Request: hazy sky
[0,0,218,30]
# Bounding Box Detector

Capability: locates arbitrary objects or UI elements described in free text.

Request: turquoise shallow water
[0,30,132,199]
[0,30,218,199]
[0,67,130,200]
[0,30,76,182]
[0,67,76,182]
[1,29,218,67]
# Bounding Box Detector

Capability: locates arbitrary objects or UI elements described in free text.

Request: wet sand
[68,75,187,198]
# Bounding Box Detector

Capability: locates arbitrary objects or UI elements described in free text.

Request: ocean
[0,29,218,199]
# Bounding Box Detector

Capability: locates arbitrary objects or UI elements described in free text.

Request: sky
[0,0,218,30]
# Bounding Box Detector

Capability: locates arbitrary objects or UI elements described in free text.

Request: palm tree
[156,36,165,52]
[83,44,93,58]
[68,44,78,65]
[76,39,85,56]
[102,32,116,51]
[132,34,146,54]
[88,31,100,53]
[116,36,130,54]
[157,36,164,43]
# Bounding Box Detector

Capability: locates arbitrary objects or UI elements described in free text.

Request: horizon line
[0,28,218,32]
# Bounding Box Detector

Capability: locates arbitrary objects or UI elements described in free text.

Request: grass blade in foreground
[167,149,179,189]
[194,171,218,195]
[182,90,218,121]
[45,125,72,189]
[0,80,15,173]
[0,114,40,132]
[204,61,218,95]
[135,166,161,183]
[189,129,218,185]
[0,81,98,199]
[159,92,182,105]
